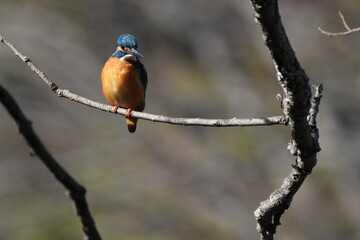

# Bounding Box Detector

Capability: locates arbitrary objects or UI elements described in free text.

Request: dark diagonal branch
[250,1,322,239]
[319,11,360,36]
[0,84,102,240]
[254,84,322,240]
[0,34,287,128]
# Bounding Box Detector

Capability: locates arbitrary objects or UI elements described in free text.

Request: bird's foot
[112,105,119,113]
[126,108,133,117]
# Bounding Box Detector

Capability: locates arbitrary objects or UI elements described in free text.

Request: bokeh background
[1,0,360,239]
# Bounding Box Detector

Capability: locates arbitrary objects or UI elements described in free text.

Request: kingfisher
[101,34,148,133]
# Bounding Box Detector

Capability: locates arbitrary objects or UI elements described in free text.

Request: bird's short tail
[125,116,138,133]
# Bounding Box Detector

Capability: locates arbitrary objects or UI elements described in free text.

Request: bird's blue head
[116,34,138,49]
[115,34,143,59]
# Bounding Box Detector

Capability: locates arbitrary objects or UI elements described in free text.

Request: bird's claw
[112,105,119,113]
[126,108,133,117]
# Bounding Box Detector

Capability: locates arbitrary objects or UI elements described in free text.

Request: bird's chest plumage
[101,57,145,109]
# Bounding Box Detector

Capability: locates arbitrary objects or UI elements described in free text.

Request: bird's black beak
[126,48,144,58]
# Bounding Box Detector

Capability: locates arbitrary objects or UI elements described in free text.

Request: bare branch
[254,84,323,240]
[319,11,360,36]
[338,11,351,31]
[0,84,102,240]
[0,34,287,128]
[308,84,323,127]
[250,0,322,239]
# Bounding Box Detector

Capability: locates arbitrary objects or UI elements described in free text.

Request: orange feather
[101,57,145,132]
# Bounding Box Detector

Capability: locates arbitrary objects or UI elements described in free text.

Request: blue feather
[106,51,125,62]
[111,51,126,58]
[116,34,138,49]
[136,61,148,91]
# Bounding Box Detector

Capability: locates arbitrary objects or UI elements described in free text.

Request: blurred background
[1,0,360,239]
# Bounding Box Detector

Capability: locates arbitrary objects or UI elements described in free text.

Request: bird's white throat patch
[120,54,137,62]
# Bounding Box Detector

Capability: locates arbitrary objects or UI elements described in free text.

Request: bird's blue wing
[137,61,148,92]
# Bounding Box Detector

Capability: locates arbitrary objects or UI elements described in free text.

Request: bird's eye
[121,46,126,51]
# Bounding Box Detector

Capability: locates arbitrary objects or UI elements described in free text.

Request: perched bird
[101,34,148,133]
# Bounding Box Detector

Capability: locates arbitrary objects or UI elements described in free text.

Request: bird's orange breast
[101,57,145,110]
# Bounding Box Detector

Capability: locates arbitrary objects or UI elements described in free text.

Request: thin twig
[338,11,351,31]
[319,11,360,36]
[0,34,288,128]
[308,83,323,127]
[318,26,360,36]
[0,84,102,240]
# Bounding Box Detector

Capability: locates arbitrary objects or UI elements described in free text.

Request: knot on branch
[281,97,294,116]
[51,84,58,92]
[282,115,290,125]
[23,56,30,62]
[287,139,299,156]
[67,184,87,200]
[276,93,284,109]
[292,156,315,175]
[56,88,63,97]
[18,118,33,135]
[288,138,320,158]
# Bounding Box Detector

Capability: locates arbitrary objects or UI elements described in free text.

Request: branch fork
[319,11,360,36]
[250,1,323,239]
